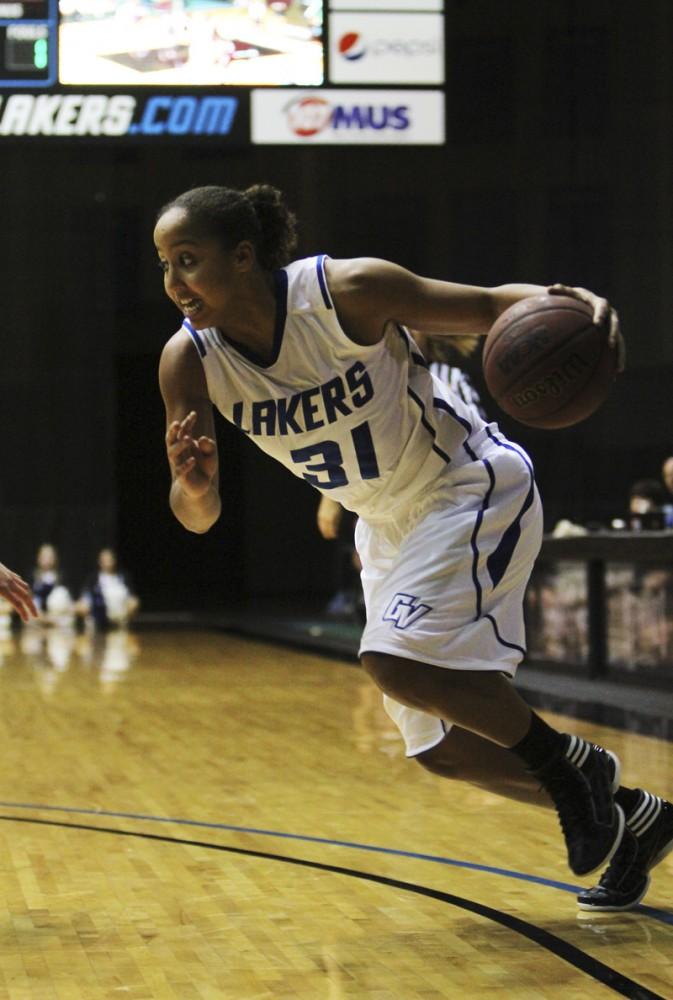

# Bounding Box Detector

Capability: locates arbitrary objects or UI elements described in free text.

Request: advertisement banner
[329,12,444,84]
[251,88,444,145]
[0,89,250,141]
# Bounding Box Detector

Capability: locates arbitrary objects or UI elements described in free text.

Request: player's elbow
[183,518,217,535]
[175,511,220,534]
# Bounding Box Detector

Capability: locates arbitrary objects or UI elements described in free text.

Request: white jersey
[429,361,487,421]
[183,254,489,523]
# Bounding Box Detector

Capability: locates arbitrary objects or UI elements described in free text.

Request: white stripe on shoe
[566,735,591,769]
[628,792,662,837]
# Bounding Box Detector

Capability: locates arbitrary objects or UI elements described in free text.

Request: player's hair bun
[244,184,298,270]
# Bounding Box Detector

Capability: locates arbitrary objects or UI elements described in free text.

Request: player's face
[154,207,241,329]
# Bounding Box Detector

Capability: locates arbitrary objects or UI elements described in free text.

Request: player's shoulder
[325,258,417,307]
[325,256,398,286]
[159,325,207,392]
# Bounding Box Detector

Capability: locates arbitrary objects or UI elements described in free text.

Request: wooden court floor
[0,625,670,1000]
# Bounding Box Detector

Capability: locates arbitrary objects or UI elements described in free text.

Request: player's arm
[159,330,221,534]
[325,259,619,358]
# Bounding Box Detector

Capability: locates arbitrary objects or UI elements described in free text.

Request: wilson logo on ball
[511,354,591,406]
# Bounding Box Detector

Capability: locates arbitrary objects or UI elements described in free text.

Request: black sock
[509,711,566,771]
[615,786,641,818]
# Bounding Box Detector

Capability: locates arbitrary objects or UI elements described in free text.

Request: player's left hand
[548,284,625,373]
[317,496,343,540]
[0,563,38,622]
[166,411,218,500]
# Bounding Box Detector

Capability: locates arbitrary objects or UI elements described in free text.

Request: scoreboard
[0,0,445,143]
[1,0,55,86]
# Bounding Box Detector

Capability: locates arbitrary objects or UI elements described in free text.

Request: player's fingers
[174,454,196,478]
[592,298,609,327]
[607,308,620,345]
[550,284,609,327]
[165,420,181,445]
[23,592,39,619]
[168,434,192,457]
[609,311,626,372]
[178,411,197,437]
[196,436,216,454]
[1,579,37,622]
[14,594,38,622]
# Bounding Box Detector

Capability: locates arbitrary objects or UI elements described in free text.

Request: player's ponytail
[157,183,297,271]
[244,184,298,270]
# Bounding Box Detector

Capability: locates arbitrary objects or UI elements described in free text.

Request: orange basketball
[482,294,618,429]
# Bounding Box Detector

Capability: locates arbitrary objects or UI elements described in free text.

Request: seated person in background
[662,456,673,498]
[31,543,74,626]
[628,479,668,530]
[76,547,140,629]
[316,496,362,619]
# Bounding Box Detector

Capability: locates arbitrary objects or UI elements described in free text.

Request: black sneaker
[577,792,673,911]
[532,736,624,877]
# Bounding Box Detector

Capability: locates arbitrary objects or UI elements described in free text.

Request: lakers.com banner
[251,89,445,146]
[0,90,249,141]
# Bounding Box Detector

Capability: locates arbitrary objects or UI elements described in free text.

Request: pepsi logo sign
[338,32,367,61]
[337,31,437,59]
[330,12,444,85]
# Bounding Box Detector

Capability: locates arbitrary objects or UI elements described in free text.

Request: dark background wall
[2,0,672,610]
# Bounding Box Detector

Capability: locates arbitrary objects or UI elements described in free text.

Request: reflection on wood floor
[0,625,670,999]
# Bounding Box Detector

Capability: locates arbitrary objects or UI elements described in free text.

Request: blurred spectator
[628,478,668,530]
[31,543,74,626]
[76,547,140,629]
[662,455,673,500]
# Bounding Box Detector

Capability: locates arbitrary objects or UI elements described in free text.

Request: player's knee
[415,741,461,780]
[361,652,419,702]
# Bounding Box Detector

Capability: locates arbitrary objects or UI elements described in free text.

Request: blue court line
[0,800,671,926]
[1,814,663,1000]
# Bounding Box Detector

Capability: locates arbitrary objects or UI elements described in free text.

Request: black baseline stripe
[0,814,663,1000]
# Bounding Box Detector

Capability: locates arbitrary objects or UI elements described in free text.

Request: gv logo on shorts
[383,593,432,630]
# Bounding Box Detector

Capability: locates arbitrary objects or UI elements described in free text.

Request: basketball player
[155,184,671,912]
[0,560,38,622]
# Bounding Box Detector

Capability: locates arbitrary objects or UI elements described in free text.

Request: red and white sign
[330,13,444,84]
[251,89,444,145]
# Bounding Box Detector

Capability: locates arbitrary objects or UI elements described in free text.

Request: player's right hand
[549,284,625,372]
[166,411,218,500]
[0,563,38,622]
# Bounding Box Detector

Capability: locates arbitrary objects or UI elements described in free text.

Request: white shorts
[356,426,543,757]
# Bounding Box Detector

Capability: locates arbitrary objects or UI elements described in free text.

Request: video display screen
[58,0,323,86]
